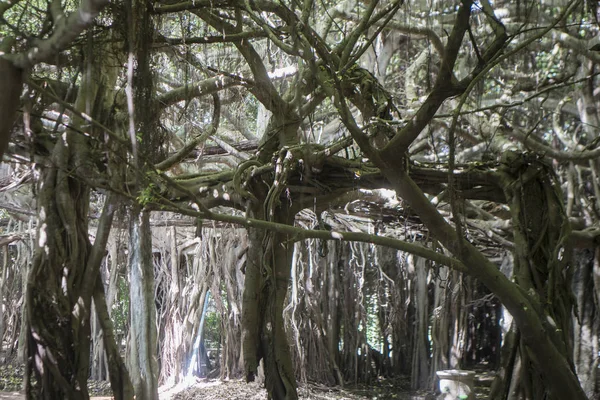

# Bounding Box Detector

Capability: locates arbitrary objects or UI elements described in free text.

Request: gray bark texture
[128,208,160,400]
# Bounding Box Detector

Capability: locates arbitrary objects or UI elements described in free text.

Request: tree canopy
[1,0,600,399]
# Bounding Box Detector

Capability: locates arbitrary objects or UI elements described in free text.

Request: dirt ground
[0,379,433,400]
[0,394,113,400]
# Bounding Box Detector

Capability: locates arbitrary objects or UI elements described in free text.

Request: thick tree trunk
[23,35,122,398]
[0,49,23,161]
[90,302,105,381]
[572,249,599,397]
[374,156,588,399]
[26,137,92,400]
[242,205,297,400]
[501,154,576,399]
[242,225,262,381]
[128,207,160,400]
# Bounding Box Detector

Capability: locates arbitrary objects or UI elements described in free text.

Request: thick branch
[553,30,600,63]
[331,10,445,57]
[162,200,467,271]
[152,0,230,13]
[8,0,109,69]
[156,94,221,171]
[569,226,600,248]
[380,164,588,399]
[155,31,268,45]
[503,125,600,162]
[157,76,242,108]
[380,0,474,157]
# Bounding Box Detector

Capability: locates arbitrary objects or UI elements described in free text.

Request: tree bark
[0,48,23,161]
[94,270,135,400]
[411,256,430,389]
[489,323,520,400]
[572,249,599,397]
[23,41,118,396]
[128,207,160,400]
[242,205,297,400]
[499,153,577,399]
[326,242,342,385]
[25,136,92,400]
[0,245,7,350]
[378,161,588,400]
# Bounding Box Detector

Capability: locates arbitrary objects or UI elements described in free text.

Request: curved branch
[156,93,221,171]
[157,75,244,108]
[331,9,445,58]
[569,226,600,248]
[8,0,109,69]
[504,125,600,162]
[155,31,268,45]
[380,0,474,157]
[161,198,468,272]
[553,29,600,64]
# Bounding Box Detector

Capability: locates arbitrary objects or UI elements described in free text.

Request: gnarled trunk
[242,205,297,400]
[371,153,588,399]
[26,136,93,399]
[497,153,576,399]
[24,43,120,398]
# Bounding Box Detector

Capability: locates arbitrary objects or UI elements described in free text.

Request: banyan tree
[0,0,600,399]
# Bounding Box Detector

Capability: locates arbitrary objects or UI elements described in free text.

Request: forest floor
[0,379,433,400]
[0,377,442,400]
[166,378,438,400]
[0,376,435,400]
[0,365,493,399]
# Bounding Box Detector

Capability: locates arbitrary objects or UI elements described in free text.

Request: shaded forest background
[1,0,600,399]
